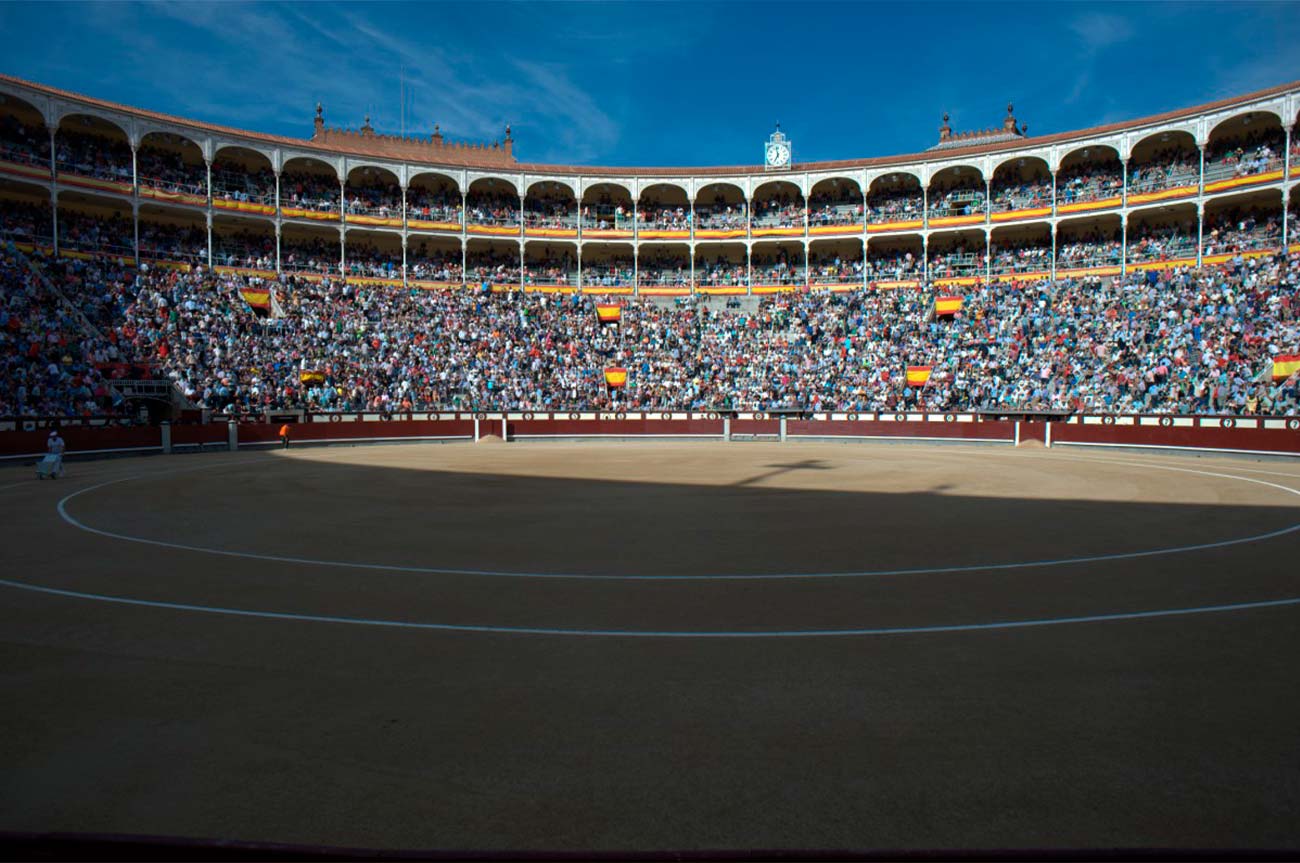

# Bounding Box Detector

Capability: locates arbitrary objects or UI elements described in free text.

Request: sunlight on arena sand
[269,441,1300,508]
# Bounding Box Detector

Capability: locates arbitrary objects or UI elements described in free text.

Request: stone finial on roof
[939,112,951,142]
[1004,102,1018,132]
[314,102,324,133]
[432,123,442,144]
[362,114,373,136]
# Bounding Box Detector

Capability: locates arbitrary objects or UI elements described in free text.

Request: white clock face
[766,142,791,167]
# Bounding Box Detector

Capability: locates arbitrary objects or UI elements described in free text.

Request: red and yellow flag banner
[604,367,628,388]
[934,296,963,316]
[299,370,326,384]
[905,366,932,386]
[595,304,621,324]
[1272,354,1300,381]
[239,288,270,308]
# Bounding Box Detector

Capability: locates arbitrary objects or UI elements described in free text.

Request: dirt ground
[1,440,1299,854]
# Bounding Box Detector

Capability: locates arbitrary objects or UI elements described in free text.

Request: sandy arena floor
[1,440,1299,853]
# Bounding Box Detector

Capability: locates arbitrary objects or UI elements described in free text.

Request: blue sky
[2,1,1298,167]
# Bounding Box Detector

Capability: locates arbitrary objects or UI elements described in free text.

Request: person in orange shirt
[279,423,291,449]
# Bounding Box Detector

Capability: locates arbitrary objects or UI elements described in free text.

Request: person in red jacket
[279,423,291,449]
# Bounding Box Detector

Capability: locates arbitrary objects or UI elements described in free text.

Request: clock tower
[764,124,792,170]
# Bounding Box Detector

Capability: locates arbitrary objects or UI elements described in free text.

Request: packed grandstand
[0,74,1298,419]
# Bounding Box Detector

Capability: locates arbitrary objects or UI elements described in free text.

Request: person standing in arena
[279,423,291,449]
[46,431,65,477]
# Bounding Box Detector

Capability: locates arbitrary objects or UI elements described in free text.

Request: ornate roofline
[1,72,1297,178]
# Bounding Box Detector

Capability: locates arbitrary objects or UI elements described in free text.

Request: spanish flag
[596,304,621,324]
[1273,354,1300,381]
[299,370,326,384]
[906,366,932,387]
[934,296,963,316]
[239,288,271,309]
[604,367,628,388]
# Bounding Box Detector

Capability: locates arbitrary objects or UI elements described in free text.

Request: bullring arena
[3,61,1300,857]
[3,418,1300,854]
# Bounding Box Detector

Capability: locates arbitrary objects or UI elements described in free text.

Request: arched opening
[693,243,747,288]
[465,177,520,228]
[281,157,340,216]
[637,242,690,287]
[928,229,986,279]
[580,242,635,290]
[466,237,520,287]
[56,191,133,257]
[281,224,340,275]
[751,240,805,286]
[1128,130,1198,196]
[579,183,633,234]
[989,156,1051,215]
[524,241,577,287]
[407,236,462,284]
[524,180,576,232]
[638,183,689,231]
[752,180,804,230]
[1056,145,1123,208]
[407,171,461,228]
[808,177,863,228]
[867,173,923,224]
[1291,186,1299,241]
[808,238,864,286]
[927,166,985,221]
[138,205,206,264]
[212,215,275,270]
[1202,190,1284,257]
[344,229,402,280]
[344,231,402,280]
[0,179,53,245]
[693,183,747,232]
[55,113,132,186]
[1205,111,1285,183]
[0,93,51,168]
[1126,203,1198,265]
[866,235,922,281]
[137,131,206,198]
[989,224,1051,277]
[211,146,276,210]
[344,165,402,222]
[1056,215,1123,271]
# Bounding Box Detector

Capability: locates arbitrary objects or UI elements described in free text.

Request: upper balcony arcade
[0,72,1296,290]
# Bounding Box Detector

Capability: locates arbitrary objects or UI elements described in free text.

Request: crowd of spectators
[1057,161,1124,204]
[1206,130,1285,181]
[343,242,401,279]
[136,143,206,196]
[0,116,51,166]
[138,220,206,264]
[0,199,53,244]
[466,192,520,226]
[210,160,276,206]
[581,257,635,287]
[808,191,864,226]
[1202,210,1284,256]
[1129,150,1199,193]
[3,238,1298,417]
[866,188,924,222]
[639,204,690,231]
[989,177,1052,212]
[58,209,134,256]
[54,130,132,184]
[408,187,462,223]
[989,240,1053,274]
[928,187,985,218]
[1127,222,1198,262]
[695,259,748,287]
[280,170,340,212]
[694,202,747,230]
[214,231,276,270]
[281,236,339,274]
[345,183,402,219]
[1057,233,1123,268]
[752,195,803,228]
[866,249,921,281]
[523,200,576,229]
[580,202,632,231]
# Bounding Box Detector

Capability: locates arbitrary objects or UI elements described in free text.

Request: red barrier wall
[1052,418,1300,456]
[0,425,160,458]
[238,420,476,445]
[507,418,723,438]
[787,419,1017,442]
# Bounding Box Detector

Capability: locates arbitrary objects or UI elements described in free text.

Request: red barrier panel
[238,420,476,445]
[1053,421,1300,456]
[787,419,1017,442]
[507,419,724,438]
[170,424,229,446]
[730,419,781,436]
[0,425,160,458]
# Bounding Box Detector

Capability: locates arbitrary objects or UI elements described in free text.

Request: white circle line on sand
[0,573,1297,638]
[50,455,1300,581]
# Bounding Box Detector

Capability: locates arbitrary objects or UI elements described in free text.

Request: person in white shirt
[45,431,66,478]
